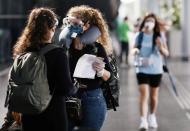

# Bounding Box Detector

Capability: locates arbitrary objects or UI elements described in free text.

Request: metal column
[181,0,190,61]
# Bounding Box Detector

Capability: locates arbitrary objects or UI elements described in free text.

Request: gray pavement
[0,60,190,131]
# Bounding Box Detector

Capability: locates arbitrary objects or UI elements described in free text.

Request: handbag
[66,97,82,122]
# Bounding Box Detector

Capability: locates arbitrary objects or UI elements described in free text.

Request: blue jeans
[69,88,107,131]
[81,88,107,131]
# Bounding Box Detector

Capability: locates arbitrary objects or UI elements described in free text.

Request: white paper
[73,54,96,79]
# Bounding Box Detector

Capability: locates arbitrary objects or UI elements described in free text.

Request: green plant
[161,0,182,29]
[172,0,181,29]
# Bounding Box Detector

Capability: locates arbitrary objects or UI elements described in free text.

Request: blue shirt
[135,33,164,74]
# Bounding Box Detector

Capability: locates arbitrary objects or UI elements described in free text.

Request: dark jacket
[69,42,112,89]
[22,43,77,131]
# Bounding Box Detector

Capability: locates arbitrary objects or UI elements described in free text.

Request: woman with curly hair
[65,5,113,131]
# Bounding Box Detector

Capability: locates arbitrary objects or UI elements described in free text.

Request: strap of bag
[104,54,119,80]
[137,32,144,50]
[4,85,11,107]
[106,83,117,111]
[137,32,161,51]
[103,54,119,111]
[39,44,60,55]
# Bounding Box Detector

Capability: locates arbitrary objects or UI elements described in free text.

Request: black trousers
[120,41,129,64]
[22,96,68,131]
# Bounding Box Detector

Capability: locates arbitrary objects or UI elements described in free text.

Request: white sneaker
[139,117,148,130]
[148,114,158,128]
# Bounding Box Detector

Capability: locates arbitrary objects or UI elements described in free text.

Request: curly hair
[13,7,58,57]
[66,5,113,55]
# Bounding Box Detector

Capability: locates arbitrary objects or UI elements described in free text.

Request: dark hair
[13,7,58,57]
[139,13,161,50]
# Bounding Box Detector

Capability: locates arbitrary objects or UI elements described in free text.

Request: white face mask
[144,22,155,31]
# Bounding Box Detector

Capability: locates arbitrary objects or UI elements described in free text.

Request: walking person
[134,17,142,33]
[117,16,130,65]
[64,5,114,131]
[132,13,169,130]
[11,7,77,131]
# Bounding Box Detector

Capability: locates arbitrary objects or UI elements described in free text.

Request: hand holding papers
[73,54,97,79]
[92,57,105,77]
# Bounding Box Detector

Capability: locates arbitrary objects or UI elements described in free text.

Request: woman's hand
[131,48,140,55]
[92,57,105,77]
[92,57,111,81]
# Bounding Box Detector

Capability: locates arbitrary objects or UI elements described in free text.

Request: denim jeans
[81,88,107,131]
[69,88,107,131]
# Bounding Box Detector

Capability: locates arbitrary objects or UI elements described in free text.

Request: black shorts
[136,73,162,87]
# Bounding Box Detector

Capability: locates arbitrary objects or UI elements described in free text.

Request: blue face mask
[58,25,84,49]
[59,16,84,49]
[68,25,83,38]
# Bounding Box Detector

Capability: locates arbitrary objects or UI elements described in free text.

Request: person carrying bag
[3,7,78,131]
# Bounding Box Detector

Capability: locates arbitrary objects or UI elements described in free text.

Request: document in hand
[73,54,96,79]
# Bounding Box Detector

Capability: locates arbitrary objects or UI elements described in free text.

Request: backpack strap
[39,44,60,55]
[137,32,161,52]
[137,32,144,50]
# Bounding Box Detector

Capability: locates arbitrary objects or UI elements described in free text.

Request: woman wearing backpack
[132,13,169,130]
[65,5,115,131]
[12,8,77,131]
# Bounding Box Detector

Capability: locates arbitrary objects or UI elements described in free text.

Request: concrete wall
[169,29,182,58]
